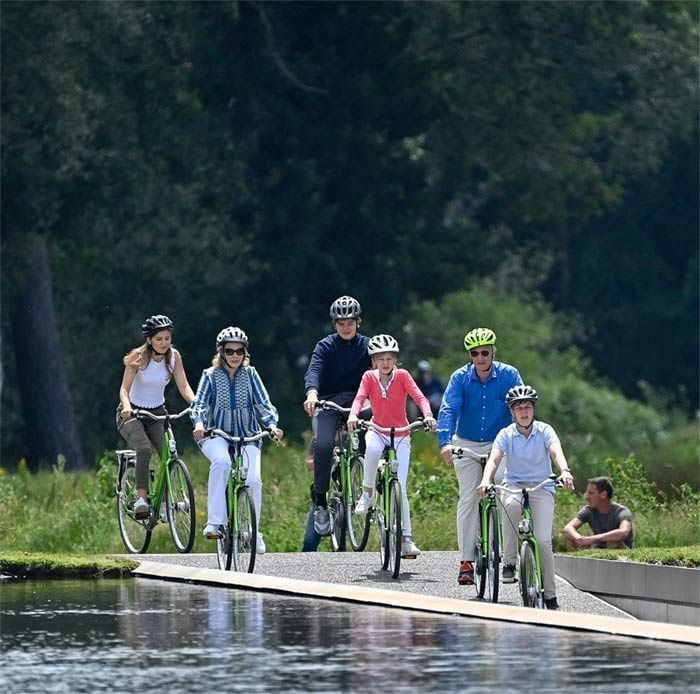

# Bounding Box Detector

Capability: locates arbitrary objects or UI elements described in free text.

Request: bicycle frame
[208,428,274,572]
[314,400,369,552]
[453,449,502,601]
[494,475,560,608]
[360,419,427,579]
[116,408,194,554]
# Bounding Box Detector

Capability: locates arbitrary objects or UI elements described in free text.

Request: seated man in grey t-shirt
[563,476,634,549]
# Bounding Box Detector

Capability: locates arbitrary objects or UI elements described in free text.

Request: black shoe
[545,597,559,610]
[502,564,517,583]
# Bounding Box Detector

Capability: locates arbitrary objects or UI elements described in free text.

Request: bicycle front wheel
[385,478,402,579]
[116,456,152,554]
[486,505,500,603]
[233,486,257,573]
[474,506,487,599]
[329,493,346,552]
[166,458,196,553]
[347,455,370,551]
[519,540,543,608]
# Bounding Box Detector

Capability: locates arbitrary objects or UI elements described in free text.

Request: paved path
[125,550,630,620]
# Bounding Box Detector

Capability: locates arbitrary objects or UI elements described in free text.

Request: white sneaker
[203,523,223,539]
[256,534,266,555]
[354,493,374,516]
[401,537,421,559]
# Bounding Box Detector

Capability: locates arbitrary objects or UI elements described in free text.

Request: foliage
[565,546,700,569]
[1,0,697,471]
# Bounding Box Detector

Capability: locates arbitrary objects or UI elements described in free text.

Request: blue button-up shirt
[436,361,522,447]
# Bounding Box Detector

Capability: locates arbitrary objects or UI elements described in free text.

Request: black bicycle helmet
[329,295,361,320]
[142,314,174,336]
[505,384,538,407]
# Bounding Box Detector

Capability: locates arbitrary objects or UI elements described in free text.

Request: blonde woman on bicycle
[191,327,283,553]
[347,334,436,559]
[477,385,574,610]
[117,314,195,520]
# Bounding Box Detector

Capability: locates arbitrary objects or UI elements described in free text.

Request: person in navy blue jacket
[303,296,370,536]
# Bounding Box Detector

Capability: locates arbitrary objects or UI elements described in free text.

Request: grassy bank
[1,436,698,558]
[0,551,138,578]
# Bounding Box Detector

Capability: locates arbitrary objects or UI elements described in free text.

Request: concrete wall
[555,555,700,626]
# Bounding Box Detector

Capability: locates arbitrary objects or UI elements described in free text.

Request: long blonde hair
[123,343,174,378]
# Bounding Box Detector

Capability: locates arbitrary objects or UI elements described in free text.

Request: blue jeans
[302,507,321,552]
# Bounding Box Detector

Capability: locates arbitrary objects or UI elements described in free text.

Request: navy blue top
[304,333,371,397]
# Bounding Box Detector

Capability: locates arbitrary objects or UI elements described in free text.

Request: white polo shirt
[494,420,560,487]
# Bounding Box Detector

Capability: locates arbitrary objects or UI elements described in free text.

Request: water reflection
[1,578,697,693]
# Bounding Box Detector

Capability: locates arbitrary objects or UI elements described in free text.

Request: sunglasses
[470,350,491,358]
[223,347,246,356]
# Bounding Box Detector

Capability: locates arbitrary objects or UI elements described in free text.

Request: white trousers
[452,437,493,562]
[500,485,556,599]
[362,430,413,536]
[200,437,262,531]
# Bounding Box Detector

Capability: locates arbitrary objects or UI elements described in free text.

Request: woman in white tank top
[117,314,195,518]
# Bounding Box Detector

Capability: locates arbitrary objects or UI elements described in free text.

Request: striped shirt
[190,365,278,446]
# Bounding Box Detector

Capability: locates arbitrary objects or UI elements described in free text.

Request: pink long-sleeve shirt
[350,368,432,428]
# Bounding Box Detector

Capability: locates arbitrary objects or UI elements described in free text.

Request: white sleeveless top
[129,353,176,408]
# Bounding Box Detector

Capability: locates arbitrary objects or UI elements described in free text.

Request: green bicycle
[453,449,502,603]
[494,475,561,608]
[360,419,428,579]
[208,428,277,573]
[116,408,195,554]
[315,400,370,552]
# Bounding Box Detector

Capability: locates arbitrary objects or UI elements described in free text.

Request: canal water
[1,578,697,693]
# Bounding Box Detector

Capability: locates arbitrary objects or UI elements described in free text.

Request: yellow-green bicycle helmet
[464,327,497,351]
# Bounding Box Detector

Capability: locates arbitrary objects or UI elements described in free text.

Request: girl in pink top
[347,334,436,558]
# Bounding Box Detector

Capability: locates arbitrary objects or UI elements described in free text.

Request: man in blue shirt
[437,327,522,586]
[303,296,371,536]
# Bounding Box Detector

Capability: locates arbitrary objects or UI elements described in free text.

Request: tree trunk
[12,234,84,469]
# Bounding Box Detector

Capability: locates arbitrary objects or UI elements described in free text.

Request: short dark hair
[588,476,614,499]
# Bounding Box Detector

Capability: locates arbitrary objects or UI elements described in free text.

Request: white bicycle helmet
[505,384,538,407]
[216,326,249,348]
[368,334,399,355]
[329,295,361,320]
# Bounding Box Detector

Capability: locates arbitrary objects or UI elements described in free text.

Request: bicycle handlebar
[207,428,278,444]
[491,474,563,496]
[313,400,352,414]
[358,419,430,435]
[132,408,191,422]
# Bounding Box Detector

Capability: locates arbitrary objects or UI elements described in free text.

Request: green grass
[1,438,698,563]
[0,551,138,578]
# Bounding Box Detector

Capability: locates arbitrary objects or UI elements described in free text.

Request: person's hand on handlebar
[477,477,492,499]
[423,415,436,432]
[193,422,206,441]
[120,407,133,421]
[269,426,284,441]
[347,413,359,432]
[439,444,454,466]
[303,390,318,417]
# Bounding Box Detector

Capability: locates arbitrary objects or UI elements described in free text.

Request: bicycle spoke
[233,487,257,573]
[167,459,196,553]
[116,455,151,554]
[348,455,370,551]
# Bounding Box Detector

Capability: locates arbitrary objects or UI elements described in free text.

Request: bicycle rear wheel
[233,486,257,573]
[166,458,196,553]
[116,454,152,554]
[347,455,370,551]
[519,540,543,608]
[486,505,501,603]
[385,478,402,579]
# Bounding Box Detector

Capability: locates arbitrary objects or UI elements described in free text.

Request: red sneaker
[458,560,474,585]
